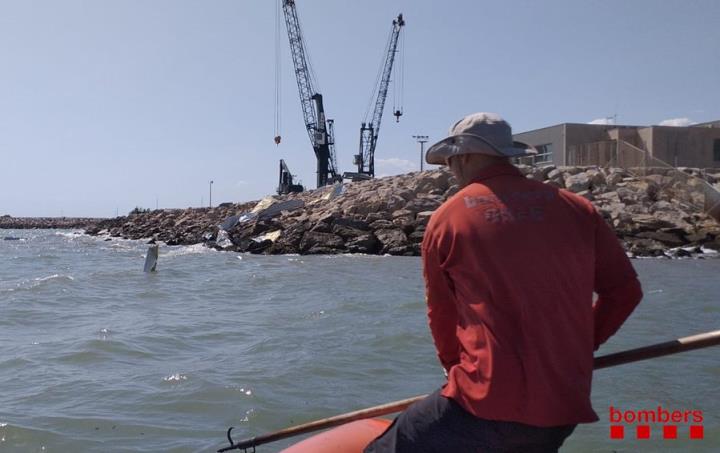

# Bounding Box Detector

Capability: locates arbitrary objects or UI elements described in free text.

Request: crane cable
[393,28,405,120]
[274,0,282,145]
[363,27,394,125]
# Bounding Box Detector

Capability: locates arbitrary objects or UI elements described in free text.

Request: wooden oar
[218,329,720,452]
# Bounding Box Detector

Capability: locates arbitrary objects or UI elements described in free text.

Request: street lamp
[209,180,214,208]
[412,135,429,171]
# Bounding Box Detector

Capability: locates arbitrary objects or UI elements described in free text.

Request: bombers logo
[609,405,704,440]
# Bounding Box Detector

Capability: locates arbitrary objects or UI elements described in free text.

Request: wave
[0,274,76,293]
[55,339,154,364]
[34,274,75,283]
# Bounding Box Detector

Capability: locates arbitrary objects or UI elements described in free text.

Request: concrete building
[513,121,720,169]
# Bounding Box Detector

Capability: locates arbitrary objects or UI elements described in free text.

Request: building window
[513,143,554,166]
[714,139,720,162]
[533,143,554,164]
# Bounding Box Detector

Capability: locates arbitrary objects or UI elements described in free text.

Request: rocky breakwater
[0,215,105,229]
[85,170,454,255]
[85,201,258,245]
[85,165,720,258]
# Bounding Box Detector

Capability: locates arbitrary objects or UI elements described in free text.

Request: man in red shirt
[365,113,643,452]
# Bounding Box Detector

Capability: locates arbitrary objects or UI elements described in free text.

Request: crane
[351,13,405,180]
[280,0,341,188]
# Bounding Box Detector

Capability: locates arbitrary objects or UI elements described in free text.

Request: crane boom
[355,13,405,178]
[281,0,340,188]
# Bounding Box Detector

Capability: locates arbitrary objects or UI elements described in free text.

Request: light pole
[209,180,214,208]
[413,135,429,171]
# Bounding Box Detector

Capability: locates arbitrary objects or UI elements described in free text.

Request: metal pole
[209,180,214,208]
[413,135,429,171]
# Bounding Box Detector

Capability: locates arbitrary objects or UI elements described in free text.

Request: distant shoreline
[0,215,106,230]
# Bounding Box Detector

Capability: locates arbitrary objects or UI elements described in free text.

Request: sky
[1,0,719,217]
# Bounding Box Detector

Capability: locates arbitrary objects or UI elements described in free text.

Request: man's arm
[422,235,461,371]
[592,210,643,350]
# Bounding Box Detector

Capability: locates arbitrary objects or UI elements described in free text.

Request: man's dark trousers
[364,390,576,453]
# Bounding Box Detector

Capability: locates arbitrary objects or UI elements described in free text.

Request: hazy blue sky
[1,0,719,217]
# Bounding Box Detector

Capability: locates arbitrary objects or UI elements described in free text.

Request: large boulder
[625,238,667,257]
[605,170,626,188]
[345,234,381,254]
[405,196,443,214]
[586,168,606,189]
[369,219,394,230]
[416,211,435,225]
[374,228,408,254]
[565,173,591,193]
[635,230,685,246]
[411,171,451,194]
[365,211,391,223]
[299,231,345,253]
[332,223,366,240]
[269,223,309,254]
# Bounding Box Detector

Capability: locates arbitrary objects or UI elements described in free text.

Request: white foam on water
[163,373,188,382]
[238,408,255,422]
[322,253,378,259]
[54,231,83,239]
[98,328,111,340]
[162,243,215,258]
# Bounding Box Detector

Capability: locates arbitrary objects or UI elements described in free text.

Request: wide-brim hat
[426,112,537,165]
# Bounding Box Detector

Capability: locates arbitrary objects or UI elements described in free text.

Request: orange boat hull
[281,418,392,453]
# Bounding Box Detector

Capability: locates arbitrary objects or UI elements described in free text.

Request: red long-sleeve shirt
[422,163,642,427]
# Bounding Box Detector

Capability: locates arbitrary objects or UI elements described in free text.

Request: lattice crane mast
[353,13,405,179]
[280,0,341,188]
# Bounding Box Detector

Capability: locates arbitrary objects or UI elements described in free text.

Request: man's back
[422,163,640,426]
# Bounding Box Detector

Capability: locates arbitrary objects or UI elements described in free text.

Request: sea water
[1,230,718,452]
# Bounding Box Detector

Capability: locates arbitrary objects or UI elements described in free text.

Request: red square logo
[636,425,650,439]
[610,425,624,439]
[690,425,704,439]
[663,425,677,439]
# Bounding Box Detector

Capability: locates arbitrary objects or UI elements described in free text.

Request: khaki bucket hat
[426,112,537,165]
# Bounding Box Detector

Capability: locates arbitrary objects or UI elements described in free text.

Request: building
[513,121,720,169]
